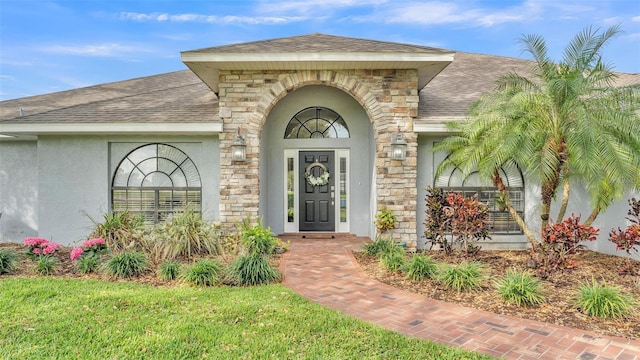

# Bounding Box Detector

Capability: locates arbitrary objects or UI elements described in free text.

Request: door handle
[330,190,335,205]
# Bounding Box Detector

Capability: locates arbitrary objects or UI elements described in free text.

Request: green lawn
[0,277,493,359]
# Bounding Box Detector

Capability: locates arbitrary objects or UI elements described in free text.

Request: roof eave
[182,52,454,93]
[0,122,222,139]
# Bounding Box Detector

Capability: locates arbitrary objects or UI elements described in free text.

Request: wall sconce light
[231,132,246,162]
[390,127,407,161]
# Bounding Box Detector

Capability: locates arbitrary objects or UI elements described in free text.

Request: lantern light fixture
[390,127,407,161]
[231,132,246,162]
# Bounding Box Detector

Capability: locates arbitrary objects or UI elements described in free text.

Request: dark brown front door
[299,151,335,231]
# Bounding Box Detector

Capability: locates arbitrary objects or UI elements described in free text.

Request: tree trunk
[555,175,571,223]
[583,207,600,227]
[492,170,539,250]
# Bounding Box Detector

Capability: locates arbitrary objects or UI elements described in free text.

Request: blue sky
[1,0,638,100]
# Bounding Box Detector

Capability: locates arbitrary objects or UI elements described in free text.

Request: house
[1,33,638,256]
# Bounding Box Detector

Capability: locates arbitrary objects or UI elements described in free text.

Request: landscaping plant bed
[354,249,640,340]
[0,243,283,287]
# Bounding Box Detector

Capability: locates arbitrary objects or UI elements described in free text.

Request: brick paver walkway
[279,236,640,360]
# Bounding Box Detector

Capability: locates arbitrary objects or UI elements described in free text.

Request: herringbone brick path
[279,236,640,360]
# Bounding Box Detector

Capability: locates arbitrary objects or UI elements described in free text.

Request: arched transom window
[112,143,202,224]
[435,161,524,234]
[284,106,350,139]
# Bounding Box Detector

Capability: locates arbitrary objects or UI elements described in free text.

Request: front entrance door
[299,151,334,231]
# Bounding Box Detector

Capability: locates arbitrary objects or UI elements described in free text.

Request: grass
[0,277,493,359]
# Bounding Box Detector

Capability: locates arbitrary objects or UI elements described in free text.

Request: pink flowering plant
[70,237,108,261]
[23,237,61,259]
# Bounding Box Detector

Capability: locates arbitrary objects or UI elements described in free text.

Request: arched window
[112,143,202,224]
[284,106,350,139]
[435,161,524,234]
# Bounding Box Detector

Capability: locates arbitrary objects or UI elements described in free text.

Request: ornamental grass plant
[230,254,281,286]
[104,251,148,278]
[158,260,181,281]
[495,269,545,307]
[576,279,636,319]
[181,259,223,287]
[380,246,406,272]
[405,254,439,281]
[438,261,485,292]
[0,248,18,275]
[362,235,397,257]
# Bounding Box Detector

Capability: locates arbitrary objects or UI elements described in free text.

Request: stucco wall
[0,141,38,242]
[261,85,374,236]
[5,135,220,246]
[417,134,639,258]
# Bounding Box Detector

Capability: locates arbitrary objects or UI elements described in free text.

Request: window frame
[111,143,202,224]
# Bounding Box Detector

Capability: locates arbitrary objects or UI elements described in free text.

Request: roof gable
[185,33,451,54]
[182,33,454,92]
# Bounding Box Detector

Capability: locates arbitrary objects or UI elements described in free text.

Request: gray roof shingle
[183,33,451,55]
[2,34,637,127]
[0,71,218,123]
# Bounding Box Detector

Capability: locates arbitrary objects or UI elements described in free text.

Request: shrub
[438,262,484,292]
[157,209,221,259]
[576,279,636,319]
[35,256,58,276]
[380,245,406,272]
[405,254,439,281]
[158,260,181,281]
[495,269,545,307]
[362,235,397,258]
[182,259,223,287]
[445,192,490,255]
[104,251,148,278]
[89,211,144,253]
[538,214,599,278]
[609,198,640,275]
[0,249,19,275]
[424,187,452,253]
[423,187,490,255]
[375,206,397,233]
[240,218,278,256]
[76,255,101,274]
[229,254,281,286]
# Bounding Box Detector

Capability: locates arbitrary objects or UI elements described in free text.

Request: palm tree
[435,25,640,250]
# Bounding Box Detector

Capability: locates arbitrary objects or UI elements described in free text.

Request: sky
[0,0,639,101]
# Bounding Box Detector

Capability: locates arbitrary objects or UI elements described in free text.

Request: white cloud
[38,43,146,57]
[120,11,306,25]
[632,16,640,22]
[256,0,387,15]
[351,1,533,27]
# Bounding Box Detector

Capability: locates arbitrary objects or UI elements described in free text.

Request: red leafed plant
[423,187,490,256]
[609,198,640,275]
[446,192,490,255]
[538,214,599,278]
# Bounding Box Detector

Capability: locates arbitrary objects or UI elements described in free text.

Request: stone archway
[218,69,419,247]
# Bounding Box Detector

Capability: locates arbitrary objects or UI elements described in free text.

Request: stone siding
[218,69,419,248]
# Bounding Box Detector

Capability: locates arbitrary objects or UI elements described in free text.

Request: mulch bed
[354,249,640,340]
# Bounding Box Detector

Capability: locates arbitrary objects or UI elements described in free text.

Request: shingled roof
[419,52,640,124]
[0,71,216,124]
[185,33,451,54]
[2,34,638,133]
